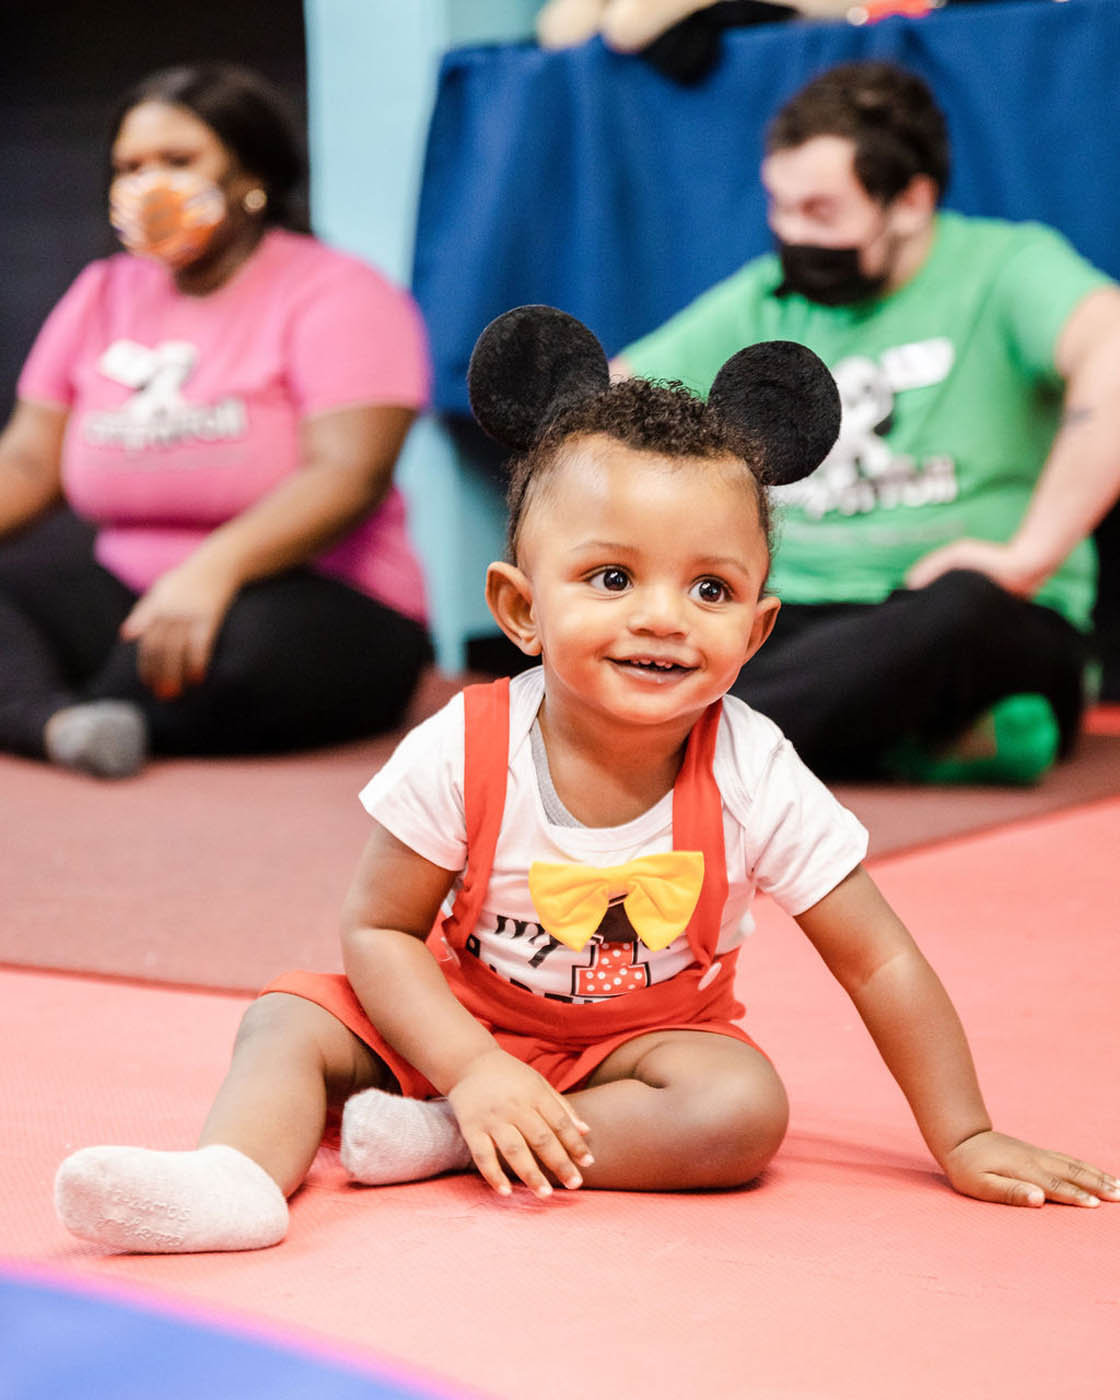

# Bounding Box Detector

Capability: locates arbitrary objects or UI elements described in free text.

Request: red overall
[263,678,759,1097]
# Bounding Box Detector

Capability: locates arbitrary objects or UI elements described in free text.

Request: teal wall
[305,0,539,278]
[303,0,540,667]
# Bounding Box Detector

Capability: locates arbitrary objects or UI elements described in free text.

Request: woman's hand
[943,1129,1120,1208]
[120,557,240,699]
[447,1049,593,1199]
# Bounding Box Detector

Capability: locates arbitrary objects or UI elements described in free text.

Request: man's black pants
[731,570,1089,779]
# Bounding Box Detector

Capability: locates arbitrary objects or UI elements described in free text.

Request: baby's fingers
[489,1123,570,1199]
[1040,1155,1120,1206]
[968,1159,1120,1209]
[462,1130,514,1198]
[463,1124,557,1199]
[967,1173,1046,1208]
[542,1095,595,1173]
[519,1109,594,1192]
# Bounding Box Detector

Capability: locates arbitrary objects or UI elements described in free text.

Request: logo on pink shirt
[86,338,246,453]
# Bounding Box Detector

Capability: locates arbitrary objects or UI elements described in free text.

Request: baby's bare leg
[198,992,391,1193]
[566,1030,789,1191]
[55,993,388,1253]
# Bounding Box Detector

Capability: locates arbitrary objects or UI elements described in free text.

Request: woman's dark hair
[108,63,309,231]
[506,378,772,562]
[766,61,950,203]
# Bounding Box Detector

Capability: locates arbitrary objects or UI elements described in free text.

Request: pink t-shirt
[17,229,431,623]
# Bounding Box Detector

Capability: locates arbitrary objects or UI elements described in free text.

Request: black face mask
[775,241,888,307]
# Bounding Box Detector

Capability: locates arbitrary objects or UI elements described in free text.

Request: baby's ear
[468,305,610,451]
[709,341,841,486]
[485,561,542,657]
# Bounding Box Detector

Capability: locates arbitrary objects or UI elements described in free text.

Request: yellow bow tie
[528,852,705,953]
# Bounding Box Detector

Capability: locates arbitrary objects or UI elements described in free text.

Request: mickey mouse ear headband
[467,304,841,486]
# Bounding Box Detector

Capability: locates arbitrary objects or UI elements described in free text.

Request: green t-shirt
[624,212,1110,627]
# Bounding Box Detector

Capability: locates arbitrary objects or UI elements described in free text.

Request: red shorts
[261,970,761,1099]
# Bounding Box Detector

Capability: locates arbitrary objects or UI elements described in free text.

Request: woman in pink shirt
[0,64,432,777]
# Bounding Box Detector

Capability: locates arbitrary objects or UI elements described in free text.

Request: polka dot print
[574,941,649,998]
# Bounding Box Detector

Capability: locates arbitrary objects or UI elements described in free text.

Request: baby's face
[514,436,779,735]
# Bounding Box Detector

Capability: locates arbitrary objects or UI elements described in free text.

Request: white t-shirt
[361,670,867,1005]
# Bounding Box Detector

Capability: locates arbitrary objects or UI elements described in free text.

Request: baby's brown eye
[589,567,630,592]
[693,578,728,603]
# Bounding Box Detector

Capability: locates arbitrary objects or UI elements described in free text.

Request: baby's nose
[629,585,686,634]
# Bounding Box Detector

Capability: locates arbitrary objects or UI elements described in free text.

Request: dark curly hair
[766,61,949,203]
[506,377,772,566]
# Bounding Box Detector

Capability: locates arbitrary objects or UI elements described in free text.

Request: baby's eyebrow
[567,539,634,555]
[695,554,750,571]
[566,544,755,577]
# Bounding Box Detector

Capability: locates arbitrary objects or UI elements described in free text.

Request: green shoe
[884,693,1059,787]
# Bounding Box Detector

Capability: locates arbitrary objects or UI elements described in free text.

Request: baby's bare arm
[341,823,496,1088]
[340,823,590,1195]
[796,866,1120,1208]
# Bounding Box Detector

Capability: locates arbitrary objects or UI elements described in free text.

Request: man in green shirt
[617,62,1120,781]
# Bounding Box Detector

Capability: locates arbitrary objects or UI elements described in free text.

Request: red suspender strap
[431,684,738,1035]
[435,677,511,953]
[672,699,728,969]
[436,683,727,973]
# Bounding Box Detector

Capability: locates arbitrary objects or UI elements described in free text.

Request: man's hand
[120,557,240,700]
[943,1129,1120,1208]
[447,1048,593,1199]
[905,539,1047,597]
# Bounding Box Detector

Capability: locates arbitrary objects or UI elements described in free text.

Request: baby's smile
[610,655,696,681]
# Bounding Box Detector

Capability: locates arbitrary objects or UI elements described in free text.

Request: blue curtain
[412,0,1120,415]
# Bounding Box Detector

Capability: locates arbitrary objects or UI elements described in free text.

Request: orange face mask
[109,168,227,267]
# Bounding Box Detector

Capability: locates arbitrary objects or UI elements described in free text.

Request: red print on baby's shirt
[571,900,651,998]
[573,941,651,997]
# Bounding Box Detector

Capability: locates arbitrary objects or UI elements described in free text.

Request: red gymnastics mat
[3,798,1118,1400]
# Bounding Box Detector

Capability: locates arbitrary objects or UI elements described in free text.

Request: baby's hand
[944,1130,1120,1208]
[447,1049,593,1199]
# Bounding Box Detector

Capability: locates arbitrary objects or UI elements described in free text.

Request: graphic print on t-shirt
[85,338,246,452]
[776,338,959,519]
[570,899,653,997]
[466,898,658,1004]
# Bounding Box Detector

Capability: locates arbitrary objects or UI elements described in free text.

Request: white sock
[340,1089,472,1185]
[54,1143,289,1253]
[44,701,148,779]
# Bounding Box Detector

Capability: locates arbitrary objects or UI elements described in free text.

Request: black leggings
[0,510,432,759]
[731,570,1089,779]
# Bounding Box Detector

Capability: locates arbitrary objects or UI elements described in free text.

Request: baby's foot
[44,701,148,779]
[54,1143,288,1253]
[340,1089,472,1185]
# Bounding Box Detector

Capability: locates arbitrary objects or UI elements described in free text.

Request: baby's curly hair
[505,377,772,562]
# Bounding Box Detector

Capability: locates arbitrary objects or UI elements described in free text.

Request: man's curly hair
[505,377,773,563]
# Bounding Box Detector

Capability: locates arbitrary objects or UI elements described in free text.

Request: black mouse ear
[708,340,840,486]
[467,305,611,452]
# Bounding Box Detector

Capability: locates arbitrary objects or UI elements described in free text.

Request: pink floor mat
[3,799,1118,1399]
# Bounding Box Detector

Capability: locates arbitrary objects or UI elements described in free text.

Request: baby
[56,307,1118,1251]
